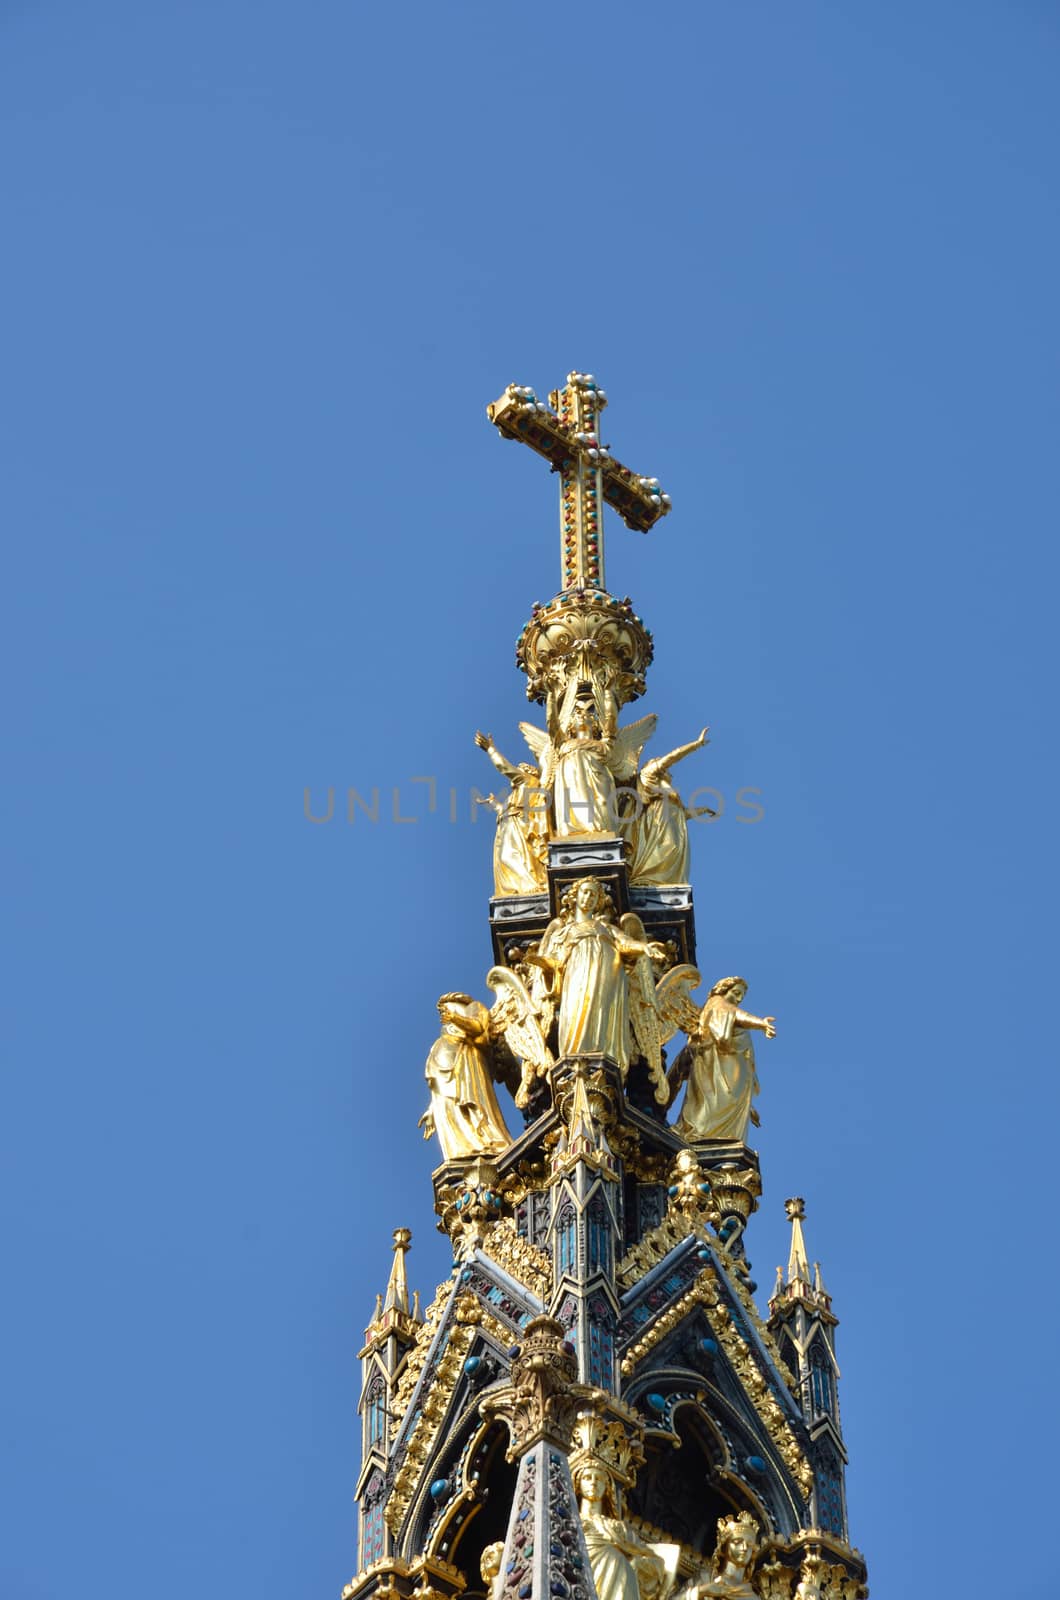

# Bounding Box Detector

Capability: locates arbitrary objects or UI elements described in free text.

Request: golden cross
[487,372,671,593]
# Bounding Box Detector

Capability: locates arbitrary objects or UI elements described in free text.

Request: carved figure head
[480,1542,505,1585]
[712,1511,760,1579]
[709,976,748,1004]
[561,876,614,920]
[570,1409,644,1505]
[438,991,475,1012]
[561,694,604,742]
[436,993,490,1036]
[573,1459,619,1517]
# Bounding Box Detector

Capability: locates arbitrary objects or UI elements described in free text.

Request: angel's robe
[425,1003,511,1160]
[629,787,691,884]
[492,785,548,895]
[543,916,645,1068]
[553,733,617,836]
[675,995,759,1143]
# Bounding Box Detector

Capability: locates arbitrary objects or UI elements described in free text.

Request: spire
[383,1227,412,1315]
[786,1196,811,1285]
[767,1200,848,1544]
[363,1227,421,1350]
[340,374,867,1600]
[770,1198,833,1316]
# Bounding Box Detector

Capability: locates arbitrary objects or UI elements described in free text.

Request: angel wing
[617,914,666,1102]
[608,714,658,782]
[486,965,555,1109]
[505,934,557,1042]
[654,964,703,1108]
[654,963,703,1044]
[628,956,666,1100]
[523,957,557,1041]
[519,721,556,791]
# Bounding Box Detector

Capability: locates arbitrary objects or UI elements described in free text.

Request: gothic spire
[363,1227,420,1352]
[786,1195,811,1285]
[383,1227,412,1315]
[771,1197,833,1316]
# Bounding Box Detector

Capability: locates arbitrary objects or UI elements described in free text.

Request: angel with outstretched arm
[672,977,777,1143]
[474,731,549,893]
[629,726,712,884]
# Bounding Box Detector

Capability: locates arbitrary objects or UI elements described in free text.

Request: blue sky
[3,3,1058,1597]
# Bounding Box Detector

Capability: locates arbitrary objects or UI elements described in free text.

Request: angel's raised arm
[475,731,522,780]
[641,727,709,784]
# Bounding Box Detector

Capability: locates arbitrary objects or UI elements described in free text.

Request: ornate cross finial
[487,372,671,594]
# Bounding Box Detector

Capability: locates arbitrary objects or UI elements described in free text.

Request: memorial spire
[339,374,868,1600]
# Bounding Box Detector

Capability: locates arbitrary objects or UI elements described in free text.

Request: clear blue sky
[3,4,1058,1597]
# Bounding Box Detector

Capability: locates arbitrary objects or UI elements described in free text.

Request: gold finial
[784,1197,810,1285]
[487,372,671,594]
[479,1315,581,1458]
[769,1199,834,1319]
[549,1066,618,1181]
[364,1228,422,1347]
[383,1227,412,1315]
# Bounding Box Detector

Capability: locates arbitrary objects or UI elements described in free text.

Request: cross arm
[487,384,672,533]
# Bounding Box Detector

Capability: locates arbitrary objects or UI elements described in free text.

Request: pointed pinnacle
[383,1226,413,1315]
[784,1196,811,1285]
[568,1072,597,1147]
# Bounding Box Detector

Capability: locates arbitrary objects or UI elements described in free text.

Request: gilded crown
[569,1412,644,1488]
[717,1510,760,1546]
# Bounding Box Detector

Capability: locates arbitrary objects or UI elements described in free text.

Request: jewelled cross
[487,372,671,593]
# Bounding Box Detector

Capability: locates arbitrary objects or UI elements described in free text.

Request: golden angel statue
[418,993,513,1161]
[669,977,777,1143]
[474,731,549,895]
[573,1459,667,1600]
[520,698,656,838]
[533,878,668,1074]
[628,727,713,885]
[681,1512,760,1599]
